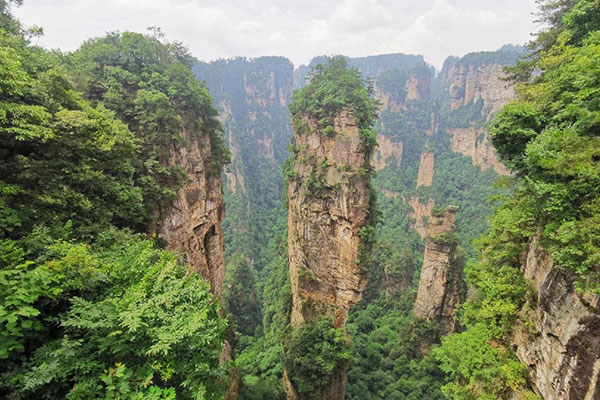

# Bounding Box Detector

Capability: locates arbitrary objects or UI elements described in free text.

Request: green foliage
[0,232,227,400]
[223,254,262,336]
[429,232,459,247]
[433,324,536,400]
[346,294,445,400]
[489,102,545,173]
[234,221,291,400]
[487,0,600,293]
[0,27,146,238]
[69,31,229,221]
[0,8,228,399]
[235,335,285,400]
[289,56,379,143]
[436,2,600,398]
[0,241,59,359]
[283,317,351,399]
[441,99,484,129]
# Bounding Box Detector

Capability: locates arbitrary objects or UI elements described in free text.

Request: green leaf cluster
[283,317,350,399]
[0,232,227,400]
[435,1,600,398]
[489,0,600,293]
[68,31,230,220]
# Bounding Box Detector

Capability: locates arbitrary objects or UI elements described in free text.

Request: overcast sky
[13,0,539,69]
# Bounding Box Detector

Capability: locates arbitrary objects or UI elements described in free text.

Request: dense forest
[2,0,600,399]
[0,1,229,398]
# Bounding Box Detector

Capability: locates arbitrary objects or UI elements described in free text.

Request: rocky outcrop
[286,108,374,400]
[405,70,431,102]
[374,133,403,170]
[511,234,600,400]
[287,110,372,328]
[375,68,431,112]
[416,150,435,187]
[439,51,519,174]
[157,124,226,298]
[413,206,462,336]
[441,62,515,117]
[409,197,436,239]
[448,125,510,175]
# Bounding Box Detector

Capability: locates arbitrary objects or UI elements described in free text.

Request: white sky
[13,0,539,69]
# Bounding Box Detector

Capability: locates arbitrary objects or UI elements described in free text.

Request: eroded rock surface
[409,196,436,239]
[511,235,600,400]
[413,206,462,336]
[448,125,510,175]
[374,133,403,170]
[157,125,226,298]
[440,60,515,175]
[287,110,372,328]
[416,150,435,187]
[441,62,515,116]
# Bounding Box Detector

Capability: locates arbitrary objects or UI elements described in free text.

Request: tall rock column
[283,58,378,400]
[413,206,463,336]
[157,125,227,298]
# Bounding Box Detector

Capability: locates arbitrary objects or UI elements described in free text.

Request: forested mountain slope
[435,1,600,398]
[192,42,523,399]
[4,0,600,398]
[0,3,230,398]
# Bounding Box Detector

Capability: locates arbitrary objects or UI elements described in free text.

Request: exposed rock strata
[441,62,515,116]
[157,125,226,298]
[416,150,435,187]
[511,235,600,400]
[287,110,372,328]
[374,133,403,170]
[375,69,430,112]
[405,71,430,102]
[440,60,515,174]
[285,107,374,400]
[448,125,510,175]
[408,197,436,239]
[413,206,462,336]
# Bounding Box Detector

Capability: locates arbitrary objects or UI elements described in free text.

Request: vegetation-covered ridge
[289,56,379,151]
[434,0,600,398]
[0,1,229,398]
[283,57,380,399]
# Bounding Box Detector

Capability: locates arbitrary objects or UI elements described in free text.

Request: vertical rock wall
[511,235,600,400]
[157,124,226,298]
[439,60,515,175]
[285,109,374,400]
[287,110,372,328]
[413,206,462,336]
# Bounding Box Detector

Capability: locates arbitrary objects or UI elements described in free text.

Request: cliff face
[409,196,436,239]
[441,62,515,115]
[157,125,226,297]
[416,150,435,187]
[287,110,371,328]
[439,55,517,175]
[413,206,462,336]
[511,235,600,400]
[448,126,510,175]
[373,132,403,170]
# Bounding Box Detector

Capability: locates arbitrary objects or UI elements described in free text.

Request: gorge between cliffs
[3,1,600,399]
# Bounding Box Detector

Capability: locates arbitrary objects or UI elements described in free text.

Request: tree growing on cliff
[435,0,600,398]
[284,56,380,399]
[0,3,229,398]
